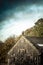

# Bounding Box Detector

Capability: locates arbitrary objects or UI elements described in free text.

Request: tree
[35,18,43,37]
[24,18,43,37]
[0,36,16,63]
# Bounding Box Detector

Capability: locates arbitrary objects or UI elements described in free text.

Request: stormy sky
[0,0,43,41]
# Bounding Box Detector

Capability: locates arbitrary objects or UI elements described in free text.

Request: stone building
[7,35,43,65]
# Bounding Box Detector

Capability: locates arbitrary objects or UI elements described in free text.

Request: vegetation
[24,18,43,37]
[35,18,43,37]
[0,36,16,63]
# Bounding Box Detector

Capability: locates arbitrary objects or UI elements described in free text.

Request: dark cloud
[0,0,43,13]
[0,0,43,22]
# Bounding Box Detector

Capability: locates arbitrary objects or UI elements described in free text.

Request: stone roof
[25,36,43,44]
[8,35,43,55]
[25,36,43,52]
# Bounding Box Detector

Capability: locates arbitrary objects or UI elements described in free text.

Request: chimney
[22,31,25,36]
